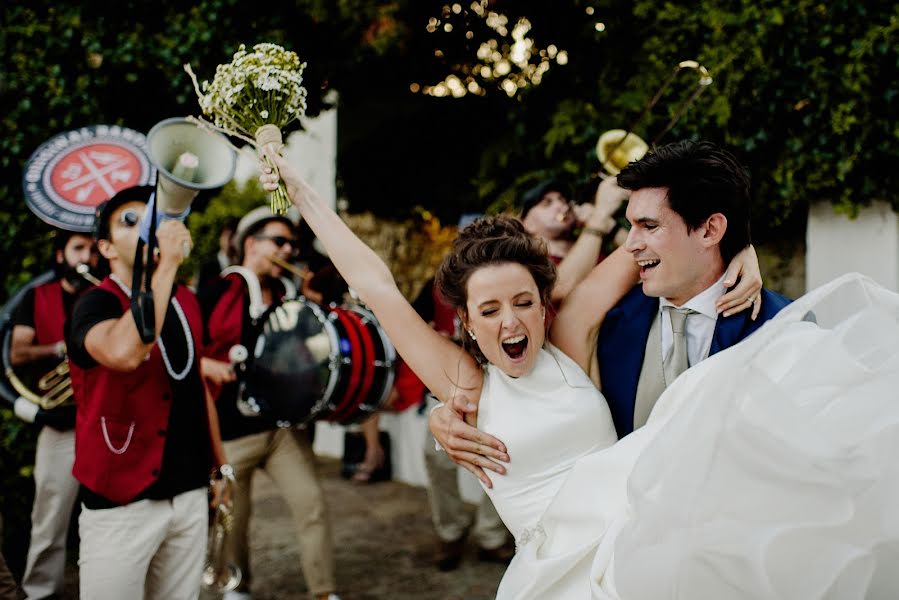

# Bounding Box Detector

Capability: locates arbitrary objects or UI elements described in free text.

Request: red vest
[33,280,66,345]
[431,284,458,338]
[204,273,249,403]
[205,273,287,403]
[70,278,209,505]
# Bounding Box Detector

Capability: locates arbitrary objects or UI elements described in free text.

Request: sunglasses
[119,208,144,228]
[253,234,297,249]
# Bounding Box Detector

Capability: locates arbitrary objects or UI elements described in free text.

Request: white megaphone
[141,117,237,257]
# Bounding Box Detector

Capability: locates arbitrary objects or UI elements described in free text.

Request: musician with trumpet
[519,176,630,303]
[10,229,95,600]
[64,185,227,599]
[199,205,341,600]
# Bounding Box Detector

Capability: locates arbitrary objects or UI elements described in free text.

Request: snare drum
[235,299,395,426]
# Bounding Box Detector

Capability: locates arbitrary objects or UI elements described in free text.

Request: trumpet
[202,465,242,593]
[76,263,102,286]
[597,60,713,176]
[267,254,311,280]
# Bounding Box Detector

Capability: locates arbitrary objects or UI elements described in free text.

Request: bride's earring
[468,329,477,341]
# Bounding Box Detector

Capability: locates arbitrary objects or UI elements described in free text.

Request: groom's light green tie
[663,306,695,386]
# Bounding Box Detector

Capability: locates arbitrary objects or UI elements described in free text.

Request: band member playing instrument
[11,229,93,600]
[199,205,341,600]
[65,185,227,600]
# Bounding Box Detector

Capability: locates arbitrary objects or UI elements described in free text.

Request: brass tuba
[202,464,242,593]
[596,60,713,176]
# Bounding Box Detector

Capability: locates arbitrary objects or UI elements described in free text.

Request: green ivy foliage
[472,1,898,242]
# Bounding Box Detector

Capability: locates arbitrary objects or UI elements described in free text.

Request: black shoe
[435,537,465,571]
[477,540,515,564]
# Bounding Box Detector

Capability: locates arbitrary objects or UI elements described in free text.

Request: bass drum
[236,299,395,427]
[320,304,397,424]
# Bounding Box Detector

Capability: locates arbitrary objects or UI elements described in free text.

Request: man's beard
[59,264,94,293]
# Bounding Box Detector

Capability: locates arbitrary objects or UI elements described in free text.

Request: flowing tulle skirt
[497,274,899,600]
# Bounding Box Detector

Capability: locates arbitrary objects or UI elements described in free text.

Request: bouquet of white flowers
[185,43,308,214]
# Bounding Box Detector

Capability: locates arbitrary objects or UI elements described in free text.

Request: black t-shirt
[66,286,212,509]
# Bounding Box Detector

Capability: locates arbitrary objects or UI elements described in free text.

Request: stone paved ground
[63,457,507,600]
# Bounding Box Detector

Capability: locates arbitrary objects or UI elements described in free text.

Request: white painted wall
[806,200,899,293]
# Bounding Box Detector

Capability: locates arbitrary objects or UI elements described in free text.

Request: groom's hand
[429,398,509,489]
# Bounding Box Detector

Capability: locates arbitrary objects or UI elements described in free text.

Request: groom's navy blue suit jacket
[598,285,791,438]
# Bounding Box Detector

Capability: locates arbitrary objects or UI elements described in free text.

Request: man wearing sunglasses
[64,185,227,599]
[199,205,341,600]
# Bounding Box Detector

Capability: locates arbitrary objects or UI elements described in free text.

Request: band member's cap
[519,179,571,219]
[92,185,155,241]
[232,205,300,257]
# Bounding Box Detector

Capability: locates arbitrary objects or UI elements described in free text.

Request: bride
[258,149,899,599]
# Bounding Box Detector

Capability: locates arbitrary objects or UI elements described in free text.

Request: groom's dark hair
[617,140,751,264]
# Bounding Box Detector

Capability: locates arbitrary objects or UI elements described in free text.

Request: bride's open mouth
[502,335,528,360]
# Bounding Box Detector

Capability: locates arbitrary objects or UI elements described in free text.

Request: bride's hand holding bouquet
[185,43,308,214]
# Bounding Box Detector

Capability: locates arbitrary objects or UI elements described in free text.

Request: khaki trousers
[78,488,207,600]
[224,429,336,596]
[23,426,79,600]
[423,396,509,549]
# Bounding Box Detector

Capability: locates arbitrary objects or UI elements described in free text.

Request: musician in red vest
[199,206,340,600]
[10,229,93,600]
[65,185,226,600]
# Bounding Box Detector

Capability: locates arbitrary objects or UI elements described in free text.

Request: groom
[430,140,790,480]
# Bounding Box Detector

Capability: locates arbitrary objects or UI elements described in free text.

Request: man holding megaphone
[64,185,229,599]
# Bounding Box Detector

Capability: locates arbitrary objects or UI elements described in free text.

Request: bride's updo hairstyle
[435,215,556,362]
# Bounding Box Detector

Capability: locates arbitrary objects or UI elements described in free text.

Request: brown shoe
[435,537,465,571]
[477,540,515,564]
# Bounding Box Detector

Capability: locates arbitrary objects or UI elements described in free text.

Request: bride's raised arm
[551,247,639,385]
[259,149,483,405]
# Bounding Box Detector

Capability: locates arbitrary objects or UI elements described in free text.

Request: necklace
[108,274,194,381]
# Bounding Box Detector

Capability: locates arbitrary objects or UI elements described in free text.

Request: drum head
[244,300,339,425]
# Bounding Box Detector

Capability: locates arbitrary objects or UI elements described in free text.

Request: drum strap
[221,266,296,320]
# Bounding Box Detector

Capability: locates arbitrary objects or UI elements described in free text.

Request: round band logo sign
[23,125,155,232]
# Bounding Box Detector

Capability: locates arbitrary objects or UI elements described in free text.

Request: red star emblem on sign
[50,143,143,208]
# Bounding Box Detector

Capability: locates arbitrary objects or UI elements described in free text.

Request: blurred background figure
[11,229,95,600]
[519,176,630,303]
[195,216,239,291]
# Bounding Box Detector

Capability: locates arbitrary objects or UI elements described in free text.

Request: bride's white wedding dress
[479,273,899,599]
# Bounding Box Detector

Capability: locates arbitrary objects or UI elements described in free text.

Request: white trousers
[78,488,207,600]
[22,427,79,600]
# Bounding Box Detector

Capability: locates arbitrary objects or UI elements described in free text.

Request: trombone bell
[597,130,649,176]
